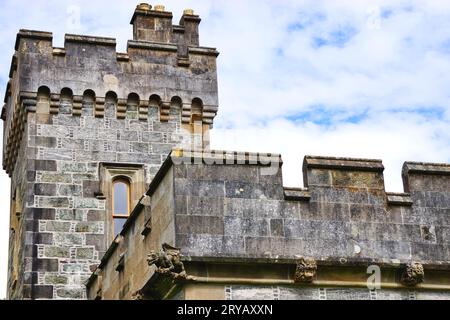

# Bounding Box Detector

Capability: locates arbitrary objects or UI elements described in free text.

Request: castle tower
[1,4,219,299]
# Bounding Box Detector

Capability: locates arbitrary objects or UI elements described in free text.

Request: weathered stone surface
[58,209,84,221]
[4,3,450,302]
[58,184,82,196]
[45,274,68,285]
[44,246,70,258]
[34,183,57,196]
[76,247,95,259]
[45,221,71,232]
[55,288,84,299]
[32,285,54,299]
[53,233,83,246]
[75,222,102,233]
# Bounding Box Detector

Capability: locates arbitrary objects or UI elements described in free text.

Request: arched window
[112,178,131,237]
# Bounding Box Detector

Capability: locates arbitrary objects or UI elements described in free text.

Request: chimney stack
[179,9,201,46]
[130,3,173,43]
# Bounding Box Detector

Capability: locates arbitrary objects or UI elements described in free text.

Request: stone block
[56,288,84,299]
[37,197,69,208]
[45,221,71,232]
[75,222,102,233]
[25,232,53,245]
[32,285,54,299]
[58,209,84,221]
[224,217,269,237]
[39,173,72,184]
[44,246,70,258]
[34,184,57,196]
[76,247,95,259]
[29,208,56,220]
[175,215,224,235]
[175,179,225,197]
[82,181,100,197]
[325,288,371,300]
[270,219,284,237]
[117,152,157,163]
[349,204,386,223]
[86,210,104,222]
[86,234,107,252]
[142,131,164,143]
[74,197,99,209]
[59,162,87,173]
[45,274,68,285]
[186,196,224,216]
[225,181,283,200]
[53,233,83,246]
[118,130,138,141]
[31,159,58,171]
[32,258,59,272]
[58,184,82,196]
[307,202,351,221]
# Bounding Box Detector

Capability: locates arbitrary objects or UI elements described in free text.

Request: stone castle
[2,3,449,300]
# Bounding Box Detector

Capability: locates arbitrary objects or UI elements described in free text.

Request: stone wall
[171,152,450,264]
[21,110,186,299]
[87,150,450,300]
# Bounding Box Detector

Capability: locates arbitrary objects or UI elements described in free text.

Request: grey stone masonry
[86,149,450,300]
[2,4,218,300]
[164,150,450,264]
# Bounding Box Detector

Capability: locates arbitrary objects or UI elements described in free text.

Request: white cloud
[0,0,449,299]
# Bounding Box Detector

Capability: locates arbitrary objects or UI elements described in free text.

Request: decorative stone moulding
[294,257,317,283]
[147,243,189,280]
[400,262,424,287]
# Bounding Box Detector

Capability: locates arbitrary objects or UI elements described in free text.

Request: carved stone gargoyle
[400,262,424,286]
[294,257,317,283]
[147,243,191,280]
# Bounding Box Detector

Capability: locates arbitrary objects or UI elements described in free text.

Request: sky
[1,0,450,298]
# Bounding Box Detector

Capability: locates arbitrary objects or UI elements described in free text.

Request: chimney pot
[154,4,165,12]
[137,3,152,11]
[183,9,195,15]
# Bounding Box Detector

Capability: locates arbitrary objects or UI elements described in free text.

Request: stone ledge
[386,192,413,206]
[116,52,130,62]
[180,255,450,270]
[65,34,116,47]
[15,29,53,50]
[304,156,384,172]
[189,46,220,57]
[127,40,178,52]
[284,188,310,201]
[403,162,450,175]
[171,149,283,166]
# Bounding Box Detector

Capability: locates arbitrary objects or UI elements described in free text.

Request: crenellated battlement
[2,5,219,177]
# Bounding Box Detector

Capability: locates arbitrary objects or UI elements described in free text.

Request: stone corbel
[116,98,127,119]
[50,94,60,115]
[294,257,317,283]
[95,97,105,118]
[138,100,149,121]
[160,102,171,122]
[147,243,193,280]
[400,262,424,286]
[72,96,83,116]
